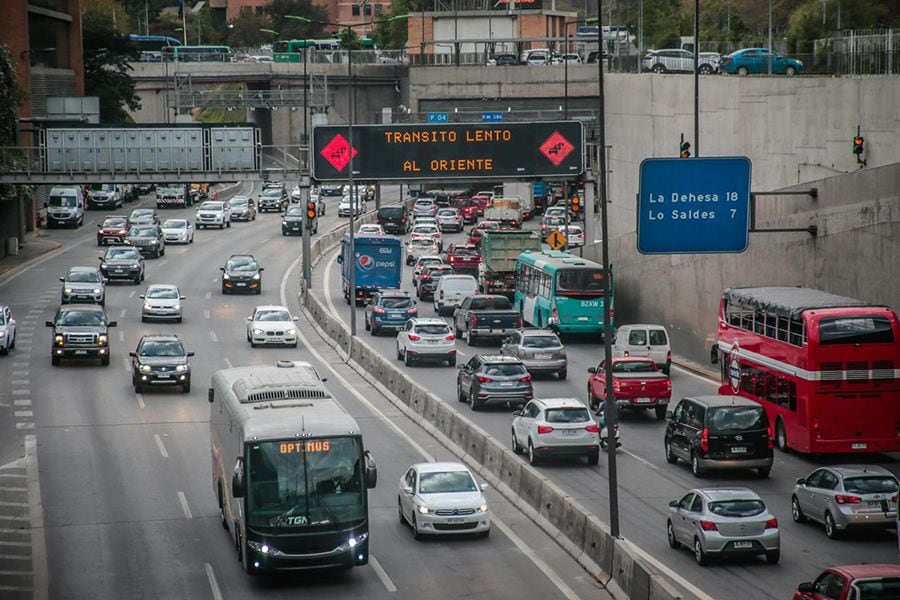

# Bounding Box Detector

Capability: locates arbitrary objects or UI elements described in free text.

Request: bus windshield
[556,268,606,295]
[246,437,365,531]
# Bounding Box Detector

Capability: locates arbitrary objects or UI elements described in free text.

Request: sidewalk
[0,232,62,279]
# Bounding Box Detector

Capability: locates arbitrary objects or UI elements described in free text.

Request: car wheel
[527,440,540,466]
[775,419,788,451]
[447,353,456,367]
[785,66,796,77]
[666,520,680,549]
[398,498,405,524]
[457,382,466,402]
[397,344,403,361]
[655,406,667,420]
[737,66,749,76]
[404,349,413,366]
[558,368,567,380]
[51,355,60,366]
[372,325,381,336]
[699,64,712,74]
[757,466,771,478]
[133,276,141,285]
[140,271,145,282]
[0,345,8,356]
[469,390,480,411]
[466,329,476,346]
[693,538,707,566]
[411,513,422,540]
[250,341,257,349]
[765,550,780,565]
[791,496,807,523]
[652,63,667,73]
[182,382,191,394]
[219,485,229,530]
[691,452,704,477]
[134,383,143,394]
[364,317,370,331]
[587,450,599,466]
[511,429,521,454]
[226,221,231,228]
[824,512,839,539]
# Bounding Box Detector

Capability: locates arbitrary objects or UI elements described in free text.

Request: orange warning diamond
[320,133,358,172]
[539,131,574,166]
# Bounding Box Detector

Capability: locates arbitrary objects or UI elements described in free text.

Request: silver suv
[511,398,599,466]
[396,318,456,367]
[60,266,106,306]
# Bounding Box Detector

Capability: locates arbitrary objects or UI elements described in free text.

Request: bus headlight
[247,541,283,557]
[339,532,368,551]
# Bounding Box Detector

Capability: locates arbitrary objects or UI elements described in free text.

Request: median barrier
[582,515,615,576]
[516,462,547,513]
[498,449,523,498]
[481,436,506,479]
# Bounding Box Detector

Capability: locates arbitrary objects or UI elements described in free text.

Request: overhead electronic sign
[312,121,584,182]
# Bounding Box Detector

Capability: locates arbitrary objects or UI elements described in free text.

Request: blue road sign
[482,111,503,123]
[427,112,448,123]
[637,156,751,254]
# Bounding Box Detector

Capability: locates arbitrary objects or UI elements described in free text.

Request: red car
[452,197,478,224]
[442,243,482,276]
[466,220,501,248]
[470,194,491,216]
[96,215,130,246]
[793,564,900,600]
[587,357,672,420]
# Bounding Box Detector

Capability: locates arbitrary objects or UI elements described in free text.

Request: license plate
[114,269,124,273]
[852,442,868,450]
[236,282,246,287]
[562,429,578,436]
[446,517,465,523]
[491,329,503,334]
[500,381,514,387]
[732,541,753,549]
[157,374,171,379]
[74,350,87,355]
[634,397,652,404]
[535,353,551,360]
[578,316,589,321]
[868,501,881,508]
[731,446,747,454]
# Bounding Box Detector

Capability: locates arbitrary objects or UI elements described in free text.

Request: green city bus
[161,45,234,62]
[513,250,613,335]
[273,38,376,63]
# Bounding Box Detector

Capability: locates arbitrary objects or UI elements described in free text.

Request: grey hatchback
[456,355,533,411]
[791,465,898,539]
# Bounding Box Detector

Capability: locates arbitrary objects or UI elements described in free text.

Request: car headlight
[173,303,181,310]
[222,273,230,280]
[285,329,296,336]
[140,364,151,373]
[252,273,260,280]
[149,240,157,245]
[175,365,187,373]
[252,328,264,335]
[54,335,63,345]
[98,335,108,346]
[64,287,72,293]
[131,262,141,268]
[417,505,431,515]
[477,502,488,513]
[93,288,101,294]
[281,220,287,225]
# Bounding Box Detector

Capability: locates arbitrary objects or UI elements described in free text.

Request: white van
[46,186,85,228]
[433,274,478,316]
[612,324,671,374]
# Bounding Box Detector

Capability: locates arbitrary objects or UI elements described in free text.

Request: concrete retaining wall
[301,207,686,600]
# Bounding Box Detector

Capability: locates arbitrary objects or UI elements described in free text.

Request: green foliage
[335,28,362,50]
[227,7,272,48]
[83,9,141,124]
[372,0,422,49]
[264,0,329,39]
[0,44,30,206]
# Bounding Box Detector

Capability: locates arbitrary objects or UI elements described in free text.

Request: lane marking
[123,359,131,372]
[14,411,33,418]
[136,393,145,410]
[119,331,124,342]
[224,358,233,369]
[119,308,127,318]
[622,449,659,471]
[322,250,341,319]
[369,555,397,593]
[177,491,192,519]
[209,331,218,343]
[205,291,212,300]
[204,310,210,320]
[14,400,31,406]
[15,423,34,430]
[0,501,28,508]
[154,434,169,458]
[129,291,136,298]
[11,380,30,386]
[158,259,167,267]
[205,563,223,600]
[12,390,29,396]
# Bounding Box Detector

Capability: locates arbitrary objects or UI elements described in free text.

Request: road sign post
[637,157,752,254]
[546,229,568,251]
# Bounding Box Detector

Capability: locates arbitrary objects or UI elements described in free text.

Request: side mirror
[457,364,464,370]
[187,351,195,357]
[666,409,674,420]
[512,410,522,417]
[208,388,215,403]
[364,450,377,489]
[587,367,597,374]
[246,316,252,321]
[98,256,104,261]
[668,500,679,508]
[292,316,299,321]
[180,296,186,300]
[129,352,136,357]
[710,345,719,365]
[797,583,813,593]
[231,457,245,498]
[108,321,117,328]
[258,267,265,272]
[796,477,805,486]
[45,321,54,327]
[401,485,413,495]
[480,483,488,491]
[219,267,225,271]
[59,276,65,282]
[139,295,145,299]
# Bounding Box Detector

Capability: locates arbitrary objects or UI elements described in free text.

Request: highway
[311,210,900,600]
[0,185,605,599]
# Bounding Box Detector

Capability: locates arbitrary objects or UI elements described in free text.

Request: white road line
[123,359,131,372]
[210,278,217,284]
[204,563,223,600]
[622,449,659,471]
[671,364,717,384]
[154,434,168,458]
[12,390,29,396]
[177,491,192,519]
[0,501,28,508]
[119,331,124,342]
[0,474,25,479]
[205,291,212,300]
[129,291,136,298]
[204,310,210,320]
[14,411,33,418]
[119,308,127,318]
[224,358,233,369]
[14,400,31,406]
[369,555,397,593]
[11,380,29,386]
[11,369,28,375]
[209,331,218,343]
[135,393,145,409]
[15,423,34,430]
[322,250,341,319]
[158,259,167,267]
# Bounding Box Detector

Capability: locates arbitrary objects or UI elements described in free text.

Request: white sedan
[161,218,194,244]
[398,462,491,539]
[358,224,385,236]
[246,305,299,348]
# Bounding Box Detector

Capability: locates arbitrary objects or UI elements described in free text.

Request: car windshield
[381,297,412,309]
[437,209,457,217]
[255,309,291,322]
[286,207,303,216]
[139,340,185,357]
[56,310,104,327]
[415,324,450,335]
[379,207,403,217]
[415,200,434,207]
[106,248,139,260]
[262,191,281,197]
[129,227,156,236]
[199,202,223,210]
[417,258,442,268]
[102,218,126,227]
[523,335,561,348]
[90,184,114,192]
[707,499,766,518]
[843,476,898,495]
[226,258,258,271]
[556,268,606,294]
[67,271,99,283]
[162,220,186,229]
[146,287,178,299]
[482,363,526,376]
[612,361,656,373]
[544,408,590,423]
[418,471,477,494]
[708,406,768,433]
[229,198,248,207]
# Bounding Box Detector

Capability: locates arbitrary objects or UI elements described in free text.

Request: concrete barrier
[301,203,686,600]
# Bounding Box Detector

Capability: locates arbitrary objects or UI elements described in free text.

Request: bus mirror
[364,450,377,489]
[710,345,719,365]
[208,388,215,403]
[231,457,245,498]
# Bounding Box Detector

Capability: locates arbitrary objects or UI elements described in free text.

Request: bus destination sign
[312,121,584,182]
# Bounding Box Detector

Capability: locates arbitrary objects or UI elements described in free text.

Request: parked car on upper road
[642,49,718,74]
[487,53,518,66]
[720,47,804,76]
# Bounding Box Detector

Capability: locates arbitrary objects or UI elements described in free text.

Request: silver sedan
[667,487,780,565]
[140,284,185,323]
[161,219,194,244]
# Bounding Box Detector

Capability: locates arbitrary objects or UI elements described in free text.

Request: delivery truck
[478,229,541,297]
[338,234,403,305]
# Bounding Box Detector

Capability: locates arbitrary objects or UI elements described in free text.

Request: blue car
[720,48,803,76]
[364,289,417,336]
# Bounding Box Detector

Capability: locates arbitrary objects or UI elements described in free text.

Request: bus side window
[787,380,797,411]
[765,313,777,339]
[776,315,789,342]
[753,310,765,335]
[789,319,804,346]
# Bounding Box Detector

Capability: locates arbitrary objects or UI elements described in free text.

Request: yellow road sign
[546,229,567,251]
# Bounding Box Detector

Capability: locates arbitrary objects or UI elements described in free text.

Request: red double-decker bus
[712,286,900,454]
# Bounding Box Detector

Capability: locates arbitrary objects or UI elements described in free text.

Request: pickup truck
[46,304,117,366]
[587,357,672,420]
[451,197,478,224]
[442,243,481,277]
[453,294,522,346]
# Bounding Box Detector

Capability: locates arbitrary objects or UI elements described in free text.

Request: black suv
[282,205,317,235]
[125,224,165,258]
[376,205,410,234]
[130,334,194,393]
[664,395,774,478]
[46,304,117,366]
[100,246,145,285]
[221,254,263,294]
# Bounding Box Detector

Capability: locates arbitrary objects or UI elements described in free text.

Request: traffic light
[306,200,317,226]
[680,141,691,158]
[570,195,581,214]
[853,135,864,156]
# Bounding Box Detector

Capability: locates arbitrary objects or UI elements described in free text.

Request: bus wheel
[775,419,788,451]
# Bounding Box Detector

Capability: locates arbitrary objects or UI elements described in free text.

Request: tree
[335,27,362,50]
[227,7,272,49]
[372,0,423,49]
[82,0,137,32]
[264,0,328,39]
[82,9,141,124]
[0,44,30,209]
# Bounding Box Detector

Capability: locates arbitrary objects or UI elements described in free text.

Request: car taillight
[700,428,709,452]
[551,307,558,322]
[476,376,493,383]
[471,315,477,326]
[422,275,431,281]
[407,307,417,313]
[432,232,440,237]
[812,417,820,435]
[517,315,523,328]
[613,379,621,392]
[445,334,455,341]
[585,423,599,433]
[440,291,444,299]
[408,334,421,341]
[667,350,672,363]
[892,495,898,503]
[766,426,774,449]
[518,375,531,383]
[765,518,778,529]
[835,494,862,505]
[373,307,385,313]
[449,256,455,262]
[402,215,407,222]
[699,521,718,532]
[665,379,672,391]
[537,425,554,434]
